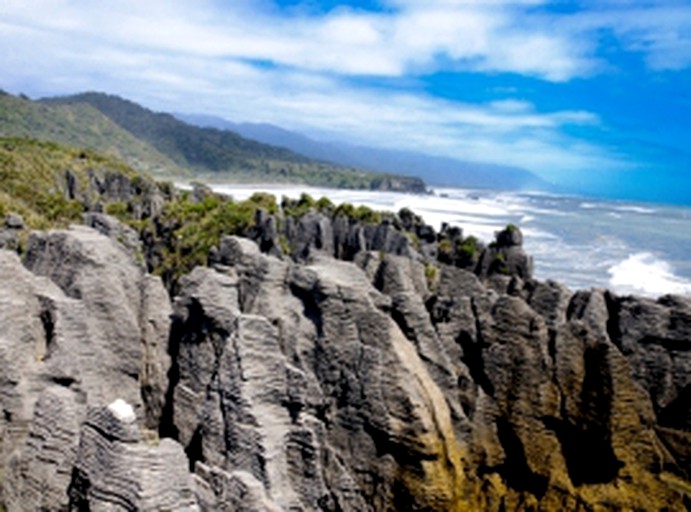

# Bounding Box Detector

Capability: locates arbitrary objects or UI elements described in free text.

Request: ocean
[204,183,691,298]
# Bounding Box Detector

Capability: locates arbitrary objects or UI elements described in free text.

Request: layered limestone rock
[0,225,174,510]
[169,236,472,510]
[68,399,198,510]
[0,217,689,510]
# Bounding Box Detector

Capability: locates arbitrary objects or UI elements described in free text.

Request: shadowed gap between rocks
[289,283,324,338]
[604,292,623,351]
[546,343,623,486]
[39,306,55,353]
[543,416,623,487]
[186,426,205,472]
[67,467,91,512]
[640,335,691,352]
[456,331,494,398]
[159,312,183,441]
[159,298,216,441]
[495,418,549,498]
[658,384,691,430]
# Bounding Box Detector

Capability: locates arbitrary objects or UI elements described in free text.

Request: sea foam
[197,183,691,298]
[608,252,691,297]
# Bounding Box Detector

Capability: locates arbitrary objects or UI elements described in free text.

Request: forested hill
[0,90,179,175]
[42,92,314,170]
[0,90,425,191]
[42,92,426,191]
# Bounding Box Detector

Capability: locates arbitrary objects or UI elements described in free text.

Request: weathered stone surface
[23,225,171,422]
[84,212,144,262]
[4,386,83,511]
[1,215,690,511]
[288,210,335,260]
[0,226,173,510]
[4,213,24,230]
[69,400,199,511]
[477,226,533,280]
[246,208,283,258]
[194,464,282,512]
[168,237,473,511]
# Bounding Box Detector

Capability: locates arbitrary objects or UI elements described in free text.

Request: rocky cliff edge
[0,209,690,510]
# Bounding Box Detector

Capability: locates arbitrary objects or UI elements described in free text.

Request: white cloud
[0,0,596,80]
[0,0,683,186]
[559,4,691,71]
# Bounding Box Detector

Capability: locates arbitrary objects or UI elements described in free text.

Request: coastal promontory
[0,139,689,510]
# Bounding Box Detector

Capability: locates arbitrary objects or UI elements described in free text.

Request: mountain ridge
[41,92,425,191]
[0,90,181,175]
[177,112,551,191]
[0,90,426,192]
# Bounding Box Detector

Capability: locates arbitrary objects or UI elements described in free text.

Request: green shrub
[105,201,129,219]
[424,263,439,291]
[406,231,421,250]
[279,234,291,255]
[457,236,480,260]
[438,239,452,258]
[354,205,381,224]
[35,194,83,224]
[492,252,510,275]
[334,202,356,218]
[316,196,334,213]
[282,192,316,218]
[155,195,259,285]
[248,192,278,215]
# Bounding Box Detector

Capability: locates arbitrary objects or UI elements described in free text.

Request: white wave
[613,205,657,214]
[521,227,559,240]
[608,252,691,297]
[580,202,598,209]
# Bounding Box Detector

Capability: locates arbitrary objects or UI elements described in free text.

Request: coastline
[185,181,691,299]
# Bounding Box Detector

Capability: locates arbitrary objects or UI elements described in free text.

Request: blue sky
[1,0,690,203]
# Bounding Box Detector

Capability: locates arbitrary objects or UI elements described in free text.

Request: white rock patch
[108,398,136,423]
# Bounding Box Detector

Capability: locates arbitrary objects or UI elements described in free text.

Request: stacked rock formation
[0,210,689,510]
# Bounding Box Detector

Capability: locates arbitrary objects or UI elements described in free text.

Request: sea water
[205,183,691,298]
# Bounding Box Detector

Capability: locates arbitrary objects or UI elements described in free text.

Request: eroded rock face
[169,237,472,511]
[0,225,173,510]
[1,222,690,511]
[166,236,690,510]
[68,400,198,511]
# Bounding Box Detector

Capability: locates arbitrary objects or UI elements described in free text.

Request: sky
[1,0,690,204]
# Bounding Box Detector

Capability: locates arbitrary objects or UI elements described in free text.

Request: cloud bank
[1,0,690,186]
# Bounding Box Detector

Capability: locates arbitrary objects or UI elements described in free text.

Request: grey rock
[290,210,335,260]
[4,386,83,511]
[168,237,473,511]
[68,400,199,511]
[246,208,283,258]
[0,226,172,510]
[83,212,143,263]
[1,205,690,511]
[4,213,24,230]
[363,223,415,258]
[23,226,171,421]
[476,226,533,280]
[526,279,572,328]
[194,464,282,512]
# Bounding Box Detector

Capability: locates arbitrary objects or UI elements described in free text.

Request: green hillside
[0,89,425,190]
[0,91,181,176]
[41,92,426,191]
[44,92,313,168]
[0,137,145,228]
